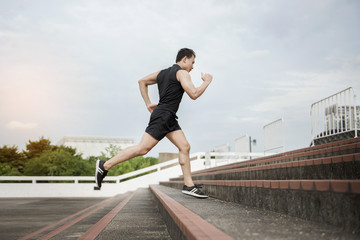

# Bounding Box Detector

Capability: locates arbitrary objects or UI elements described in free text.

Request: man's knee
[178,143,190,166]
[138,145,152,156]
[180,142,190,153]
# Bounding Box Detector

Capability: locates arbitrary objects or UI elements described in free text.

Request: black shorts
[145,109,181,141]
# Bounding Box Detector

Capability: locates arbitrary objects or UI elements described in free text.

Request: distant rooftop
[57,136,134,158]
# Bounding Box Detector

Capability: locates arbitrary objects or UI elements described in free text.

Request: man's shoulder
[176,69,190,83]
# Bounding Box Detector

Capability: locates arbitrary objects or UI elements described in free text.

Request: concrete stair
[150,184,357,239]
[14,138,359,240]
[160,138,360,237]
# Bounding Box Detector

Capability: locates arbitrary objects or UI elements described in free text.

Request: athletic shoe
[182,184,208,198]
[95,160,108,189]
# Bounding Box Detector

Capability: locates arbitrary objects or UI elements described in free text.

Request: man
[95,48,212,198]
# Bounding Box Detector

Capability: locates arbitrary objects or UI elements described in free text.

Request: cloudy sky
[1,0,359,158]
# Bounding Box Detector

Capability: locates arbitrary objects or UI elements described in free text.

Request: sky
[1,0,360,158]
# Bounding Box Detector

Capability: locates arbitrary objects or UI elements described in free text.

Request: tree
[54,145,79,156]
[0,145,26,174]
[23,136,55,159]
[23,149,93,176]
[107,156,159,176]
[1,136,159,177]
[100,144,122,159]
[0,163,21,176]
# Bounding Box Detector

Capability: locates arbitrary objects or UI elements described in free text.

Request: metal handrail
[311,87,358,146]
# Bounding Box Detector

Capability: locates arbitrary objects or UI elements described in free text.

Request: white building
[57,136,134,158]
[325,105,360,132]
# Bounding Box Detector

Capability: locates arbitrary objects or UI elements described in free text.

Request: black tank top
[155,64,184,115]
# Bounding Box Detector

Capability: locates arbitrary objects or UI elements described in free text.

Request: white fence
[204,152,269,168]
[0,151,269,198]
[311,87,359,145]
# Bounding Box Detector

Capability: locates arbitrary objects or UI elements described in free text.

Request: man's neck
[175,62,184,68]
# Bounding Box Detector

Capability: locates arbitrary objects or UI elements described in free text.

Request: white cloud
[7,121,38,130]
[247,50,270,58]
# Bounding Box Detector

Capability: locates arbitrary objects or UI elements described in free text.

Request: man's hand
[178,70,212,100]
[147,103,157,113]
[201,72,213,83]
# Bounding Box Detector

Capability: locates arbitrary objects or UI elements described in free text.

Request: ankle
[184,181,194,187]
[103,162,110,171]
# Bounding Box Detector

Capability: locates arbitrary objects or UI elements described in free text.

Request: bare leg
[166,130,194,187]
[103,132,159,170]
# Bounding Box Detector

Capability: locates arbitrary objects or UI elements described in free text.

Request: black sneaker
[95,160,108,188]
[182,184,208,198]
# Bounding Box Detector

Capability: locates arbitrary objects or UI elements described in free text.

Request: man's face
[184,55,195,72]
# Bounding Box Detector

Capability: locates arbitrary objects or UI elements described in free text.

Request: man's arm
[177,70,212,100]
[138,71,160,113]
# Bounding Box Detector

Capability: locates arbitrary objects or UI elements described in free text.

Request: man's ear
[182,56,188,63]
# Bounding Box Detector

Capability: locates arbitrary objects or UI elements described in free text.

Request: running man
[95,48,212,198]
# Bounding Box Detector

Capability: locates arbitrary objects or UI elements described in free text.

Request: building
[325,105,360,132]
[313,104,360,145]
[57,136,134,158]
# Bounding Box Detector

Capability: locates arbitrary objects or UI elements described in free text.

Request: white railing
[0,151,269,197]
[311,87,359,146]
[204,152,272,168]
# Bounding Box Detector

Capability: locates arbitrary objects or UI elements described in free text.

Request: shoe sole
[182,190,208,198]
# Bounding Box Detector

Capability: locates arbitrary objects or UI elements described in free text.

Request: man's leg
[166,130,194,187]
[104,132,159,170]
[96,132,159,188]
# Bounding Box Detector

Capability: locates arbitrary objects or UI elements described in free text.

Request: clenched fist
[201,72,213,83]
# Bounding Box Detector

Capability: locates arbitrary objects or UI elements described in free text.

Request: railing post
[354,88,358,138]
[311,105,314,146]
[205,152,211,168]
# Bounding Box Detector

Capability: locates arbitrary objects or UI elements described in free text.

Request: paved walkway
[0,189,171,240]
[0,197,106,240]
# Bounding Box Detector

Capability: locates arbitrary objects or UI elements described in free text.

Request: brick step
[150,185,233,240]
[151,184,358,239]
[160,180,360,234]
[188,140,360,177]
[171,153,360,181]
[93,188,171,240]
[281,137,359,156]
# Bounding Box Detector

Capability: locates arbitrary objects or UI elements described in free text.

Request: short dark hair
[176,48,196,62]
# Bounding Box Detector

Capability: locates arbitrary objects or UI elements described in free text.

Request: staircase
[12,138,360,240]
[160,137,360,238]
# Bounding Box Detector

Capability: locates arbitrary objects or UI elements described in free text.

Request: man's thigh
[139,132,159,150]
[166,130,189,149]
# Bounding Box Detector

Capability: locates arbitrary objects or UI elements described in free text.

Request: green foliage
[101,144,122,159]
[108,156,158,176]
[23,149,93,176]
[0,145,26,172]
[0,137,158,177]
[0,162,22,176]
[23,136,55,159]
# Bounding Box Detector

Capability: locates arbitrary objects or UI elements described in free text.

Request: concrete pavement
[0,197,107,240]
